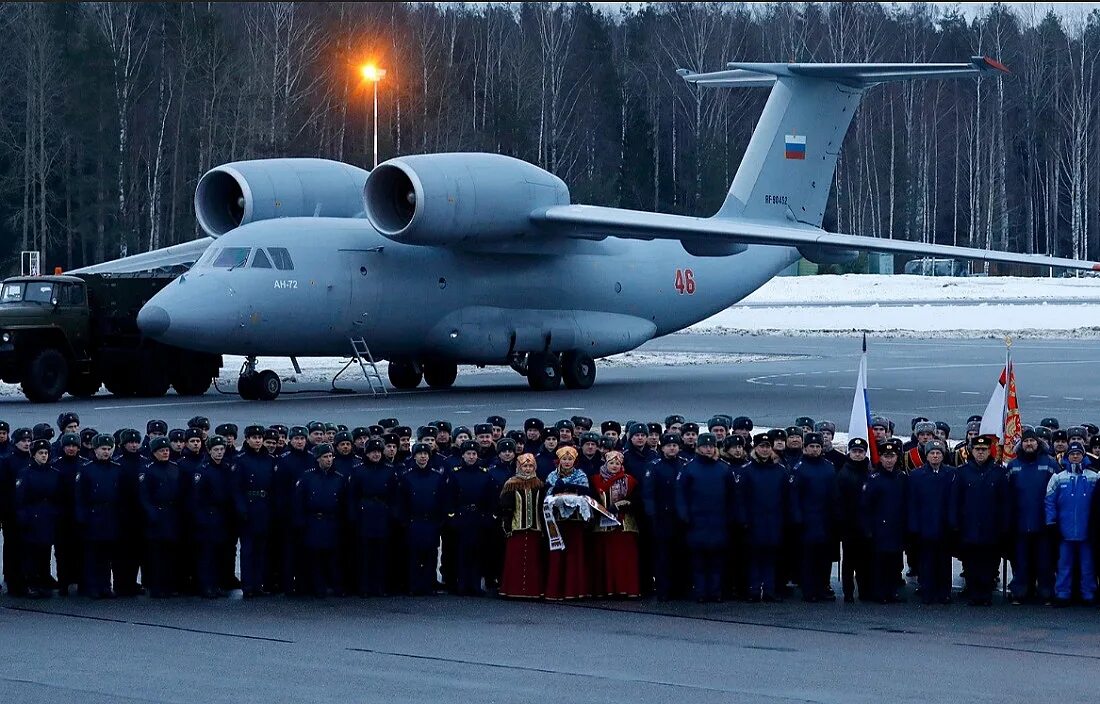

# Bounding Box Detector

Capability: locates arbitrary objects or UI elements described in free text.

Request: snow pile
[739,274,1100,305]
[691,274,1100,337]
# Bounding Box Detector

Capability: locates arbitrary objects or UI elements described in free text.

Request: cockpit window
[196,247,220,268]
[251,249,273,269]
[268,247,294,271]
[212,247,251,269]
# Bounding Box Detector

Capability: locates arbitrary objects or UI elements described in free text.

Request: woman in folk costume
[498,453,546,599]
[590,450,641,598]
[544,445,592,600]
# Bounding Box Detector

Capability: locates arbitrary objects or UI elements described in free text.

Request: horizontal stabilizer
[532,204,1100,272]
[680,56,1008,89]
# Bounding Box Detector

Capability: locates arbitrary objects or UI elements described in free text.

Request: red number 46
[674,268,696,295]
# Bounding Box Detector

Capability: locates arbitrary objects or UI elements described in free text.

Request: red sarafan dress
[498,475,546,599]
[543,471,593,601]
[590,468,641,598]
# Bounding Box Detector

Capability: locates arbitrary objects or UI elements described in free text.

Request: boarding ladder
[333,337,388,396]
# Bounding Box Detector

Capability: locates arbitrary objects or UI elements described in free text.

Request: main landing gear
[237,356,281,401]
[522,351,596,391]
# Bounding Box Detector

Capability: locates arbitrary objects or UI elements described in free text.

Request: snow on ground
[739,273,1100,304]
[690,274,1100,337]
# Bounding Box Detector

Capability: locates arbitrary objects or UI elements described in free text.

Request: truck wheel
[23,348,69,402]
[67,374,102,399]
[105,377,137,397]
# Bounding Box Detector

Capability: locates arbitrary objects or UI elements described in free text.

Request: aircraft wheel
[526,352,562,391]
[422,360,458,389]
[388,359,423,390]
[254,370,281,401]
[562,351,596,390]
[237,373,260,400]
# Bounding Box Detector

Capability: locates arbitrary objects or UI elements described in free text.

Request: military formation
[0,410,1098,608]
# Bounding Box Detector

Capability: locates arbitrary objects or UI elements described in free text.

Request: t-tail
[679,57,1010,227]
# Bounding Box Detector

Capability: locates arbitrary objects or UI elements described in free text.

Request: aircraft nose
[137,305,171,338]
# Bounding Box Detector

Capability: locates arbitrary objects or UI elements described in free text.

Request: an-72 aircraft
[74,57,1098,401]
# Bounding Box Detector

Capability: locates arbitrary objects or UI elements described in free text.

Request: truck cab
[0,273,221,402]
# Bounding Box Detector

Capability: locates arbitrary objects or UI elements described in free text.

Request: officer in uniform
[51,412,80,457]
[141,419,168,459]
[274,427,314,596]
[487,415,507,442]
[1,428,32,595]
[861,439,908,603]
[446,440,496,595]
[575,432,603,477]
[348,438,400,597]
[485,438,517,590]
[523,418,545,453]
[168,429,187,461]
[398,442,448,595]
[952,435,1009,606]
[679,422,700,460]
[78,427,98,461]
[187,416,211,441]
[730,416,753,441]
[707,417,730,444]
[674,433,735,602]
[794,432,838,602]
[741,432,793,602]
[235,425,277,597]
[113,429,146,596]
[138,437,183,598]
[1006,429,1056,604]
[644,432,687,601]
[907,438,955,604]
[555,419,576,448]
[15,439,61,597]
[74,434,122,599]
[837,437,872,602]
[191,435,237,598]
[295,444,347,597]
[534,427,561,480]
[904,421,936,471]
[814,421,847,470]
[953,420,981,467]
[664,415,685,434]
[474,424,496,461]
[51,433,84,595]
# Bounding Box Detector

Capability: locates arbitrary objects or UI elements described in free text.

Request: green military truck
[0,272,221,402]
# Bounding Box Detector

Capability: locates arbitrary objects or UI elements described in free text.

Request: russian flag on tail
[785,134,806,160]
[847,334,879,465]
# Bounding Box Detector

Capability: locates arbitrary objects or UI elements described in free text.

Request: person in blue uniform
[644,432,688,601]
[138,437,184,598]
[398,442,448,595]
[861,441,908,603]
[273,426,313,596]
[741,433,795,602]
[951,435,1009,606]
[51,433,84,596]
[534,428,561,481]
[74,434,122,599]
[295,443,348,597]
[675,433,736,602]
[113,429,146,596]
[1045,441,1098,606]
[485,438,518,591]
[837,437,872,603]
[793,432,839,602]
[235,425,278,598]
[15,439,61,597]
[1,427,32,596]
[191,435,237,598]
[348,438,399,596]
[907,438,956,604]
[446,440,496,596]
[576,432,604,478]
[1006,429,1056,604]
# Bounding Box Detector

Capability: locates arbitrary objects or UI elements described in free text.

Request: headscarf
[516,453,537,480]
[598,451,630,503]
[555,445,578,461]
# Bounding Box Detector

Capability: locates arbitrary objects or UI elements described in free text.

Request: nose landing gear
[237,357,282,401]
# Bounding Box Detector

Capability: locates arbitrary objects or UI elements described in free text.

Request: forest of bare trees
[1,2,1098,274]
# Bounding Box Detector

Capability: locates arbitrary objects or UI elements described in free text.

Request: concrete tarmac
[0,334,1095,434]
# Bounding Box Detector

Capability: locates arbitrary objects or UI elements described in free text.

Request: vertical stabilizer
[680,58,1008,228]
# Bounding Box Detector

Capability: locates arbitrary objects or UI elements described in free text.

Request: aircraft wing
[68,237,215,275]
[531,205,1100,272]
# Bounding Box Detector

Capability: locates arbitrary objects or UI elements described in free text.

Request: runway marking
[555,601,859,636]
[813,385,827,389]
[956,642,1100,661]
[1065,397,1084,401]
[928,389,947,393]
[960,391,980,395]
[454,410,472,414]
[793,384,807,388]
[896,388,915,392]
[2,605,295,643]
[1030,395,1049,399]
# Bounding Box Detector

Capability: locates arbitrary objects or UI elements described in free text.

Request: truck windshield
[0,282,54,304]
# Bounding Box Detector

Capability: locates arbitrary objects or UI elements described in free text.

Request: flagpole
[1001,336,1011,598]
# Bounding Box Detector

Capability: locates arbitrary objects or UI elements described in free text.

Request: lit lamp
[360,64,387,168]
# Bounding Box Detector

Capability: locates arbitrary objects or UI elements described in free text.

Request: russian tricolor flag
[785,134,806,160]
[847,334,879,464]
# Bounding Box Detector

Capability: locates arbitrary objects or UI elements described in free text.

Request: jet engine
[194,158,368,237]
[363,153,570,246]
